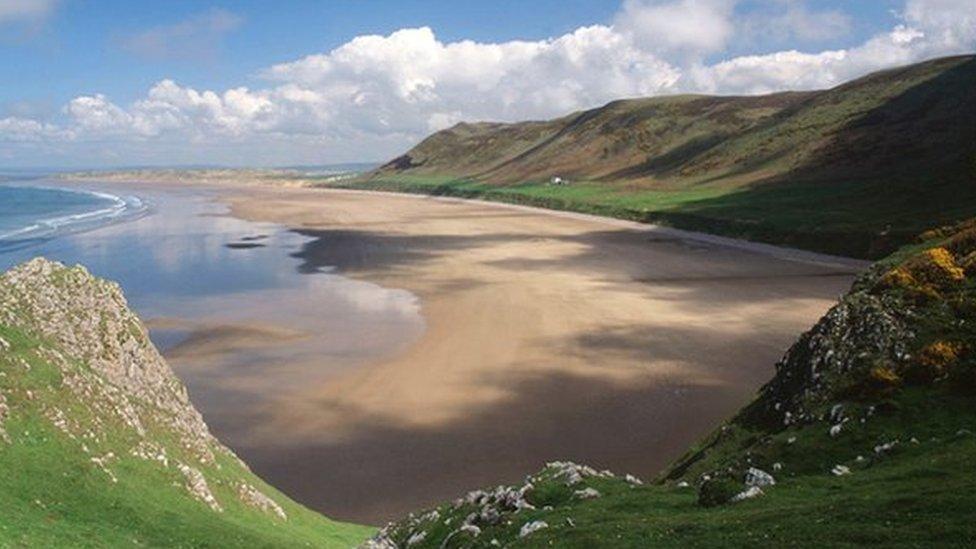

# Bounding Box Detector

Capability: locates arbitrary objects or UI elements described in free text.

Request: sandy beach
[168,185,864,523]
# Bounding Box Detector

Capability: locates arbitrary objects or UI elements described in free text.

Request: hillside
[364,218,976,547]
[353,55,976,258]
[0,259,370,547]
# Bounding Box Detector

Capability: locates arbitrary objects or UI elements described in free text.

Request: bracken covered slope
[0,258,371,547]
[363,219,976,548]
[359,55,976,258]
[374,55,973,188]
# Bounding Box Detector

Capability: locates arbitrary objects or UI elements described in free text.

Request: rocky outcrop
[740,290,914,430]
[0,258,219,463]
[362,461,639,547]
[178,463,222,512]
[0,258,353,546]
[0,392,8,442]
[238,482,288,520]
[0,258,298,518]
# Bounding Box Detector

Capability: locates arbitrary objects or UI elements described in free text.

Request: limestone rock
[744,467,776,487]
[178,463,222,512]
[730,486,764,502]
[237,482,287,520]
[519,520,549,538]
[574,487,601,500]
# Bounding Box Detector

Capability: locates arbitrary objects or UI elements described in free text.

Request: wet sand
[207,187,865,524]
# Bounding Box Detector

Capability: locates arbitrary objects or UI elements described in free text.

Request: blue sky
[1,1,902,111]
[1,1,618,111]
[0,0,971,168]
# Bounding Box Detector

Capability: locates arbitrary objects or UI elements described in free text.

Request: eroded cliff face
[0,258,219,462]
[0,258,287,522]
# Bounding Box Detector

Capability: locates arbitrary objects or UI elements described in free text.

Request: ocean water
[0,183,147,252]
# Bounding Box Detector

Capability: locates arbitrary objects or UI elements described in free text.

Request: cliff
[0,258,370,547]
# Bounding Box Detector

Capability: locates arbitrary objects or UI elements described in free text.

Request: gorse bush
[908,341,962,383]
[864,364,903,395]
[904,248,965,287]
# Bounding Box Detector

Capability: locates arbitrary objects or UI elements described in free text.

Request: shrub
[903,248,965,288]
[876,267,916,291]
[918,341,962,369]
[873,267,940,300]
[861,365,903,396]
[698,478,743,508]
[906,341,960,384]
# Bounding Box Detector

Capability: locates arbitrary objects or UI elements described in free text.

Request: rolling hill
[352,55,976,259]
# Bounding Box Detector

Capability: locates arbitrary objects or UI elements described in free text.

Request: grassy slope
[346,55,976,258]
[366,219,976,547]
[0,266,371,547]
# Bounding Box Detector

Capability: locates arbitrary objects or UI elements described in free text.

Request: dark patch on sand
[226,242,266,249]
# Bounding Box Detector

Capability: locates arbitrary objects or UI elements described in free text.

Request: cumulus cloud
[117,8,243,62]
[1,0,974,165]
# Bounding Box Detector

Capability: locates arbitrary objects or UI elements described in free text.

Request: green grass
[333,172,976,258]
[0,322,372,547]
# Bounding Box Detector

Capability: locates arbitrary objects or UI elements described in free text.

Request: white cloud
[117,8,243,62]
[902,0,976,55]
[0,117,70,142]
[616,0,736,60]
[689,0,974,94]
[1,0,974,166]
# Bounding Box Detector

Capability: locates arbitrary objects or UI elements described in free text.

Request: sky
[0,0,972,168]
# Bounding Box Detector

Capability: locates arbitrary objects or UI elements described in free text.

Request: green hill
[364,218,976,547]
[0,259,371,547]
[349,55,976,259]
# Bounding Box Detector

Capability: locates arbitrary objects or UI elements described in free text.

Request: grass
[0,320,372,547]
[333,170,975,258]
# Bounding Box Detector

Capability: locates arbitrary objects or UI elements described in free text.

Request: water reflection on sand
[0,180,425,451]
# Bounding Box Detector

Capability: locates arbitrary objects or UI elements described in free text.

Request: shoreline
[60,171,871,269]
[0,181,149,251]
[302,187,871,271]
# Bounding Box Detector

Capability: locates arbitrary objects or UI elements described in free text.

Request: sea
[0,178,147,252]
